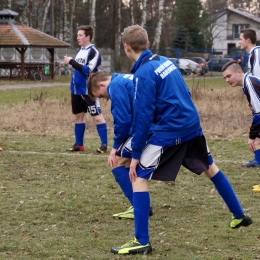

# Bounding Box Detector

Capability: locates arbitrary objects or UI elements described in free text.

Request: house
[212,7,260,56]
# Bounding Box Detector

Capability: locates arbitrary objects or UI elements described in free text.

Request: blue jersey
[70,44,102,95]
[243,73,260,139]
[130,49,201,159]
[108,73,134,149]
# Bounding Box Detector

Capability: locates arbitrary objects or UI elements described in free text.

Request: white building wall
[213,12,260,56]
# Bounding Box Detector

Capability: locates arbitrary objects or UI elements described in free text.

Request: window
[233,24,250,39]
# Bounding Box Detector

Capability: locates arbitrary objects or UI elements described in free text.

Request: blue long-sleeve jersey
[108,73,134,149]
[69,44,102,95]
[130,49,201,159]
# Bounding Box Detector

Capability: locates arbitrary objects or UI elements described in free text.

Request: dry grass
[0,78,251,140]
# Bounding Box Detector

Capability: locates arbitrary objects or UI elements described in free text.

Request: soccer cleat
[96,144,107,154]
[229,214,253,228]
[241,159,260,167]
[66,144,84,152]
[113,206,153,220]
[253,185,260,192]
[110,237,152,255]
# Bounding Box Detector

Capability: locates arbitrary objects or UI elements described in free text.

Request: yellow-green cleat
[111,238,152,255]
[229,214,253,228]
[113,206,153,220]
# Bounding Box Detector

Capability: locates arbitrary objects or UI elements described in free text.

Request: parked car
[169,58,192,75]
[185,57,209,75]
[184,58,202,74]
[207,58,233,72]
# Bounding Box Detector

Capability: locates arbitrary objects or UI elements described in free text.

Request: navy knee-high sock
[210,170,244,219]
[96,123,107,146]
[112,166,133,205]
[254,149,260,163]
[134,191,150,245]
[75,123,85,146]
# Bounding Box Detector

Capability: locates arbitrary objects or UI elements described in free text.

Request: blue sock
[134,191,150,245]
[75,123,85,146]
[254,149,260,163]
[112,166,133,205]
[210,170,244,219]
[96,123,107,146]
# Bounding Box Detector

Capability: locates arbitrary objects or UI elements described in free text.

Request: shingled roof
[0,9,70,48]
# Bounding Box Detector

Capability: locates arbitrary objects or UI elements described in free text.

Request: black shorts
[71,94,101,116]
[115,135,210,181]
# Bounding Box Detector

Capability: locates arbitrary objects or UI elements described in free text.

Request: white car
[183,59,202,74]
[169,58,192,75]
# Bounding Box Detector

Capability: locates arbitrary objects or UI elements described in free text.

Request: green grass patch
[0,77,259,259]
[0,135,259,259]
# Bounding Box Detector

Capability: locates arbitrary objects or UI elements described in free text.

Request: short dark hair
[240,28,256,44]
[222,60,241,72]
[77,25,94,41]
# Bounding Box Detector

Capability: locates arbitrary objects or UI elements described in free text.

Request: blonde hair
[87,72,110,100]
[122,25,149,52]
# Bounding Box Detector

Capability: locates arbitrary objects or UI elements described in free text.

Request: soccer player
[239,28,260,167]
[63,25,108,153]
[88,71,153,219]
[222,60,260,191]
[110,25,252,255]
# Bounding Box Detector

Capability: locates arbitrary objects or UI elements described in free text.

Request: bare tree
[70,0,76,47]
[114,0,121,70]
[152,0,164,50]
[90,0,96,42]
[42,0,51,32]
[130,0,134,24]
[140,0,147,27]
[7,0,11,9]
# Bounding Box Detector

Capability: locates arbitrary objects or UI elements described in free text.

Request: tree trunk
[90,0,96,43]
[130,0,134,24]
[141,0,147,27]
[42,0,51,32]
[70,0,76,47]
[152,0,165,50]
[114,0,121,70]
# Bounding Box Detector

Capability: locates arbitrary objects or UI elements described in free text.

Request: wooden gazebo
[0,9,70,80]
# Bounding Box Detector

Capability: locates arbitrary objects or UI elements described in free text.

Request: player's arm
[131,76,156,159]
[111,85,132,149]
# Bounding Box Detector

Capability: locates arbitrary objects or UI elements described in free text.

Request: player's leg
[67,95,86,152]
[112,138,153,219]
[111,177,152,255]
[204,155,252,228]
[242,137,260,168]
[87,96,108,153]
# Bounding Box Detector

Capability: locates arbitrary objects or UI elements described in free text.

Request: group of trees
[1,0,259,70]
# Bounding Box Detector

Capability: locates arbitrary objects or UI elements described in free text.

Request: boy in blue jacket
[109,24,252,255]
[88,72,153,219]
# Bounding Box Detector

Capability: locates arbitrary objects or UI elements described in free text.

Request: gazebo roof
[0,9,70,48]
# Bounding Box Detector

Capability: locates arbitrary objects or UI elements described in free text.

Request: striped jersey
[70,44,102,95]
[248,46,260,77]
[243,73,260,139]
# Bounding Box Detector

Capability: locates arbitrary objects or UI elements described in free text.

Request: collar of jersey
[81,44,93,50]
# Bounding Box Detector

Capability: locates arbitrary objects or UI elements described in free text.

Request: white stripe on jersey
[248,46,260,77]
[244,74,260,114]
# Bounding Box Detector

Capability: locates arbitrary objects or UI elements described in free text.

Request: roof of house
[213,7,260,24]
[0,9,70,48]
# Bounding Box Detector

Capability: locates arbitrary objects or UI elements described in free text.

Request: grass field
[0,75,260,259]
